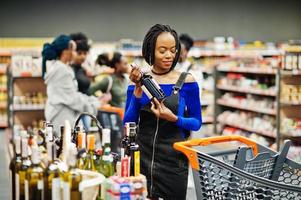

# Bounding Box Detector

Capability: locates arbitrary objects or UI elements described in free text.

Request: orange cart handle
[173,135,259,170]
[99,105,124,120]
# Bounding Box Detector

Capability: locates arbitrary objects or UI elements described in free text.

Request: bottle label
[38,180,43,190]
[15,174,19,200]
[102,129,111,146]
[134,151,140,176]
[116,161,121,177]
[25,180,29,200]
[62,182,70,200]
[52,178,61,200]
[121,157,129,177]
[121,148,125,159]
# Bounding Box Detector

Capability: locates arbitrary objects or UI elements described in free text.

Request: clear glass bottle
[43,142,61,200]
[62,144,82,200]
[19,137,32,200]
[84,135,96,171]
[26,146,44,200]
[9,135,22,200]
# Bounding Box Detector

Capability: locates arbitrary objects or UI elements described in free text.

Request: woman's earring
[149,55,152,65]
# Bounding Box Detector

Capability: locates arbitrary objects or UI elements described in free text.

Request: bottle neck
[21,138,28,158]
[47,142,56,163]
[68,157,77,168]
[15,136,21,156]
[87,135,95,152]
[46,126,53,142]
[77,132,86,149]
[102,129,111,148]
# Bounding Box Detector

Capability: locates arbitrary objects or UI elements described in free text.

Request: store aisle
[0,130,10,200]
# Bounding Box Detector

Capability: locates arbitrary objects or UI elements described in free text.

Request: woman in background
[176,33,203,99]
[70,32,91,95]
[88,52,129,108]
[42,35,103,135]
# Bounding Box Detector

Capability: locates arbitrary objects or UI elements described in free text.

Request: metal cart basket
[174,135,301,199]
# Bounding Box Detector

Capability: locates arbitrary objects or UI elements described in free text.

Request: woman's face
[179,43,188,63]
[63,40,77,62]
[116,56,129,74]
[153,32,177,71]
[74,50,88,65]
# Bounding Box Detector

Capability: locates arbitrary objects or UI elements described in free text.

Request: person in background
[124,24,202,199]
[42,35,103,135]
[70,32,91,94]
[176,33,204,99]
[95,53,115,75]
[88,52,129,108]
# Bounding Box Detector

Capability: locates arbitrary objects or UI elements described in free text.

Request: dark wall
[0,0,301,42]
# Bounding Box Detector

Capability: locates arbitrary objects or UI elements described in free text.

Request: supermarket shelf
[217,99,276,116]
[201,101,211,106]
[0,69,7,75]
[281,133,301,144]
[0,87,7,92]
[283,46,301,53]
[0,52,11,57]
[281,101,301,106]
[217,66,276,75]
[203,116,214,124]
[217,85,276,97]
[188,49,281,57]
[203,85,214,92]
[120,49,142,57]
[13,75,42,79]
[13,105,45,111]
[0,122,8,128]
[281,70,301,76]
[202,68,214,74]
[0,103,7,109]
[218,119,276,139]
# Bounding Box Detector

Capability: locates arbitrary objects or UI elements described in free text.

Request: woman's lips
[162,61,173,66]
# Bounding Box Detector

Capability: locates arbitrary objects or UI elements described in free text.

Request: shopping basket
[78,169,106,200]
[174,135,301,199]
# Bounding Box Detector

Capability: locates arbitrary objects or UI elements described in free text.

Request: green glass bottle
[76,130,86,169]
[84,135,96,171]
[99,147,114,178]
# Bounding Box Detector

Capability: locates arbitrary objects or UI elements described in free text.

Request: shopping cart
[174,135,301,199]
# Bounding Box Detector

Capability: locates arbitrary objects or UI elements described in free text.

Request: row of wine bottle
[9,121,143,200]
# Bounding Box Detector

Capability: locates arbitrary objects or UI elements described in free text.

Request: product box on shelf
[11,56,42,77]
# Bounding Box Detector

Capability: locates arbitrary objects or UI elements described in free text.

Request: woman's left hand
[151,98,178,122]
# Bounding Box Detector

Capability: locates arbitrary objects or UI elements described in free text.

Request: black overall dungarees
[137,72,189,200]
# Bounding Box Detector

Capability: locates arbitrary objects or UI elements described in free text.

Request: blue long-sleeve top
[123,82,202,134]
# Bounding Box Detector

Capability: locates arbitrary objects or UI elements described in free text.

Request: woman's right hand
[130,63,143,98]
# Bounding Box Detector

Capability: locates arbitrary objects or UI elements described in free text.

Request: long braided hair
[142,24,181,71]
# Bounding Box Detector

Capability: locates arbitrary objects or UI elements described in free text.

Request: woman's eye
[159,51,165,54]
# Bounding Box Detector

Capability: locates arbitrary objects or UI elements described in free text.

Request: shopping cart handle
[173,135,259,170]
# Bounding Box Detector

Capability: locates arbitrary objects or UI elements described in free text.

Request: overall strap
[173,72,189,94]
[186,63,193,72]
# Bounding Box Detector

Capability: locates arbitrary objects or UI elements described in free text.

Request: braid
[142,24,181,70]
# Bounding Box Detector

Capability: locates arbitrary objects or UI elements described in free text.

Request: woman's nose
[165,51,172,58]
